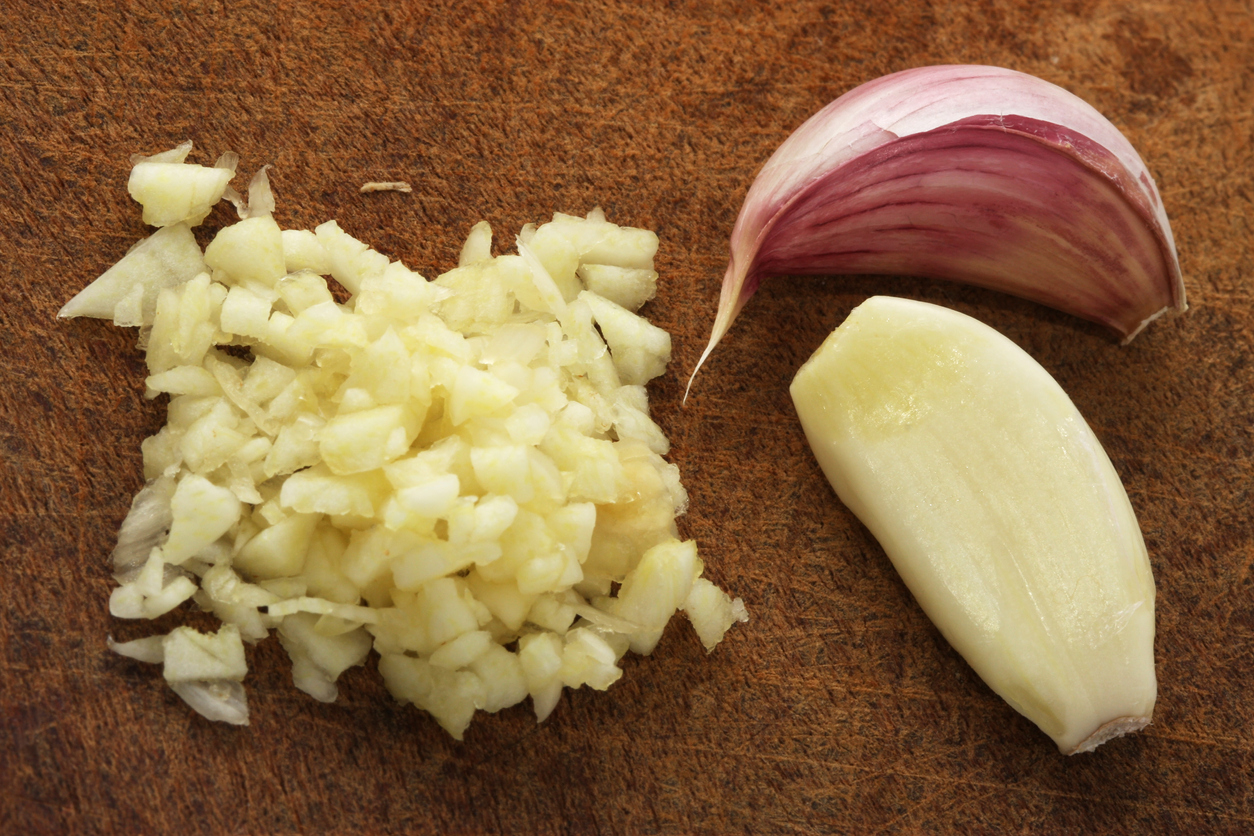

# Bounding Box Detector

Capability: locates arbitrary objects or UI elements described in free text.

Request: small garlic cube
[162,624,248,683]
[234,512,319,579]
[470,644,529,713]
[128,161,235,228]
[377,653,483,739]
[612,538,702,655]
[469,445,533,503]
[58,223,206,325]
[220,285,274,340]
[278,464,388,518]
[449,365,520,426]
[205,216,286,287]
[280,229,330,275]
[163,474,241,565]
[464,573,536,632]
[580,290,671,385]
[276,270,335,314]
[315,220,390,295]
[559,627,622,690]
[682,577,750,652]
[576,263,658,311]
[319,404,419,475]
[428,630,493,670]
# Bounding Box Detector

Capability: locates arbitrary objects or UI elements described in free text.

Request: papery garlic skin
[791,296,1156,754]
[694,65,1186,390]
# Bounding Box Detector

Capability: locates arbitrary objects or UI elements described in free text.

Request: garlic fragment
[693,65,1186,391]
[57,224,206,327]
[791,296,1156,754]
[127,140,237,228]
[359,181,413,193]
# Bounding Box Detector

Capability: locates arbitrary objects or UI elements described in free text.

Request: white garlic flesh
[791,296,1156,754]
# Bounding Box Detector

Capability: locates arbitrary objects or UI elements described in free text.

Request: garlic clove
[791,296,1156,754]
[692,65,1186,393]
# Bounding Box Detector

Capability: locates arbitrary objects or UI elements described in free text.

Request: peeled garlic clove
[693,65,1186,388]
[791,296,1156,754]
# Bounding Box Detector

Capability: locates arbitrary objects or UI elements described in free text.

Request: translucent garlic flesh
[790,296,1156,754]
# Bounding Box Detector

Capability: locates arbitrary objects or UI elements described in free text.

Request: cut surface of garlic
[791,296,1156,754]
[692,65,1186,393]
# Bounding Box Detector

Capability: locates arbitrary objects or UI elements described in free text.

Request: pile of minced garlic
[61,142,746,738]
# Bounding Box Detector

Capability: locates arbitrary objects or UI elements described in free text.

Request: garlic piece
[128,140,237,228]
[57,224,207,327]
[693,65,1186,391]
[791,296,1156,754]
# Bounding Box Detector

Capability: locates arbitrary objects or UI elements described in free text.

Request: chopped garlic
[127,140,237,228]
[78,146,746,736]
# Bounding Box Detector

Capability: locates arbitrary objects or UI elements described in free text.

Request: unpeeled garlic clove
[791,296,1156,754]
[691,65,1186,392]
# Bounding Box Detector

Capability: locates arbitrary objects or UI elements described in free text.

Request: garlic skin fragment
[359,181,413,194]
[693,65,1186,390]
[790,296,1156,754]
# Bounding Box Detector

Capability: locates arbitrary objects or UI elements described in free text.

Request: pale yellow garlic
[791,296,1156,753]
[69,149,747,736]
[58,223,207,326]
[128,140,237,228]
[162,624,248,683]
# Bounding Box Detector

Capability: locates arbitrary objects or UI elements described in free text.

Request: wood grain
[2,0,1252,833]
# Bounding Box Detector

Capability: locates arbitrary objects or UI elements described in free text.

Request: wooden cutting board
[3,1,1252,832]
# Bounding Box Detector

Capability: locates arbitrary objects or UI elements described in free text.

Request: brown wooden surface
[3,1,1253,833]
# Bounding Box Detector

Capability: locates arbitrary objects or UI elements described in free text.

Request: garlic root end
[1066,715,1153,755]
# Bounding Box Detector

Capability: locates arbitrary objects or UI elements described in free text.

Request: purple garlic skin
[694,65,1185,388]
